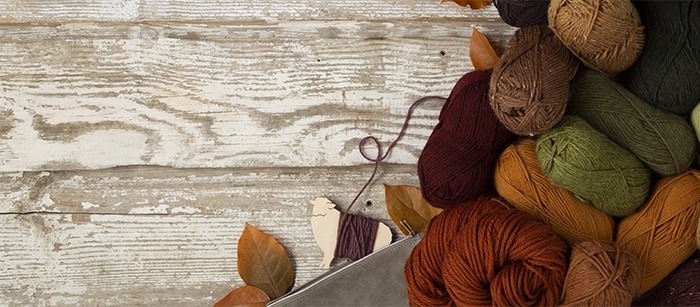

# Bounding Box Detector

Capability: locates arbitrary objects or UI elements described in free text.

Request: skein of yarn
[568,69,697,176]
[405,196,568,306]
[548,0,644,75]
[616,169,700,296]
[560,241,641,307]
[417,70,515,209]
[536,116,650,217]
[494,138,614,244]
[493,0,549,28]
[490,24,579,135]
[633,251,700,307]
[627,1,700,115]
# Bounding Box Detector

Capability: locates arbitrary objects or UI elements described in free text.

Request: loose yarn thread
[418,70,515,209]
[560,241,641,307]
[627,1,700,115]
[568,69,697,176]
[490,24,579,135]
[633,251,700,307]
[616,169,700,296]
[493,0,549,28]
[405,196,568,306]
[494,138,614,245]
[334,95,445,261]
[536,116,650,217]
[548,0,644,74]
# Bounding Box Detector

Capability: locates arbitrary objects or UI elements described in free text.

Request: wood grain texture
[0,165,418,306]
[0,21,514,171]
[0,1,501,22]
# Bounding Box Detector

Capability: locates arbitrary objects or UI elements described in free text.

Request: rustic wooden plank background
[0,1,513,305]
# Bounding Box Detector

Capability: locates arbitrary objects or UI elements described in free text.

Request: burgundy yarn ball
[633,251,700,306]
[494,0,550,28]
[417,70,516,209]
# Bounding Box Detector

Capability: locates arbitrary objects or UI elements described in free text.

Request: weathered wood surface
[0,165,418,306]
[0,1,513,306]
[0,0,501,22]
[0,21,514,172]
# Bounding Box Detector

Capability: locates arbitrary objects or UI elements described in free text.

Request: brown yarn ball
[548,0,645,75]
[616,169,700,296]
[560,241,642,306]
[490,24,579,135]
[405,196,569,306]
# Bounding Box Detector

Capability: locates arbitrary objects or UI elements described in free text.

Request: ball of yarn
[494,138,614,244]
[693,102,700,147]
[405,196,568,306]
[627,1,700,115]
[493,0,549,28]
[490,24,578,136]
[536,116,650,217]
[548,0,644,75]
[560,241,642,306]
[417,70,515,209]
[633,251,700,306]
[616,169,700,296]
[568,69,697,176]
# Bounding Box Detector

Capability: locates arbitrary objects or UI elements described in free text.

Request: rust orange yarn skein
[494,138,614,245]
[616,169,700,296]
[405,196,568,306]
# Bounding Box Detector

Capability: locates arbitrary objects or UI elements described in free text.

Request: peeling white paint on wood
[0,165,419,306]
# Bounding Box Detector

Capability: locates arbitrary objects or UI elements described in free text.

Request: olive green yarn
[568,70,697,176]
[537,116,650,217]
[693,102,700,146]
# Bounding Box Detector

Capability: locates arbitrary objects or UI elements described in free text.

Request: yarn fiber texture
[616,169,700,296]
[693,102,700,148]
[633,251,700,307]
[417,70,515,209]
[568,69,697,176]
[560,241,641,307]
[536,116,650,217]
[548,0,644,75]
[490,24,579,136]
[627,1,700,115]
[405,196,568,306]
[494,138,614,245]
[494,0,549,28]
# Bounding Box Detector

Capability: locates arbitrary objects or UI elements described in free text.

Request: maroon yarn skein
[417,70,516,209]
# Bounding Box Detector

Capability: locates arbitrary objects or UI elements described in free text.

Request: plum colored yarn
[490,24,578,136]
[633,252,700,306]
[616,169,700,296]
[417,70,515,209]
[560,241,641,307]
[568,69,697,176]
[404,196,568,306]
[548,0,644,75]
[493,0,549,28]
[627,1,700,115]
[494,138,614,245]
[537,116,650,217]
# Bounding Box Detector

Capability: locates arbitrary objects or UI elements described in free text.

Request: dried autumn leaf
[470,27,500,70]
[441,0,493,9]
[213,285,270,307]
[237,224,295,300]
[384,184,443,235]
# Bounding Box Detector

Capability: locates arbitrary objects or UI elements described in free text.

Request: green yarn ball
[537,116,650,217]
[693,102,700,145]
[568,70,697,176]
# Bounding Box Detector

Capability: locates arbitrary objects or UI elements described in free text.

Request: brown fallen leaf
[384,184,443,235]
[237,224,295,300]
[441,0,493,9]
[214,285,270,307]
[470,27,500,70]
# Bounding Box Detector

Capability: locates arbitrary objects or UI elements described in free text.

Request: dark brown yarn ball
[633,251,700,306]
[494,0,549,28]
[490,24,578,135]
